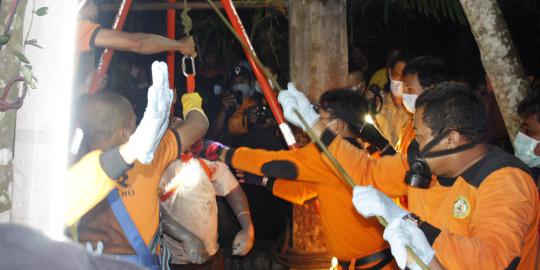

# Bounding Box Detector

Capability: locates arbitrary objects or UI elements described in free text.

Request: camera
[255,104,270,124]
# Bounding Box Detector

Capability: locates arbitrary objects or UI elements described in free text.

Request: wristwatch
[402,213,423,227]
[261,176,269,187]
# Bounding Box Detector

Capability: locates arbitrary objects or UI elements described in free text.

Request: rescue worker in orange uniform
[65,61,176,226]
[75,62,210,269]
[394,56,450,154]
[321,83,538,269]
[196,86,398,269]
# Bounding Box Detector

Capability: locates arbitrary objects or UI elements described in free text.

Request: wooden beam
[289,0,348,265]
[99,1,277,12]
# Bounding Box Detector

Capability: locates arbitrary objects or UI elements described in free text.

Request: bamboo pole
[293,109,431,270]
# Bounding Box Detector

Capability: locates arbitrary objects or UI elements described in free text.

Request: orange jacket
[76,20,101,52]
[324,133,540,270]
[395,118,414,155]
[228,143,395,268]
[78,130,179,254]
[227,99,255,135]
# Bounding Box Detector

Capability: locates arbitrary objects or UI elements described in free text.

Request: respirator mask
[405,129,484,188]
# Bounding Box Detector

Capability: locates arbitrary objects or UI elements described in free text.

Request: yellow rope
[181,0,192,36]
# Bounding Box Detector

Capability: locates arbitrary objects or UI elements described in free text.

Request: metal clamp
[181,56,196,77]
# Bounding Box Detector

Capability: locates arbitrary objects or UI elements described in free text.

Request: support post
[288,0,348,260]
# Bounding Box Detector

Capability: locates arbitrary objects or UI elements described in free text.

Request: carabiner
[181,56,196,77]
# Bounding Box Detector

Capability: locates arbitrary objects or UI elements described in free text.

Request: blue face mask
[233,83,253,97]
[514,132,540,168]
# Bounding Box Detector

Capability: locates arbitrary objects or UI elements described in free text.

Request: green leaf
[25,39,43,49]
[0,35,10,45]
[14,51,30,64]
[35,7,48,16]
[21,66,32,83]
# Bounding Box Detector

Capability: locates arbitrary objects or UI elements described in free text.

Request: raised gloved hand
[232,227,255,256]
[125,61,173,164]
[352,186,408,224]
[192,139,228,161]
[278,82,319,131]
[383,218,435,270]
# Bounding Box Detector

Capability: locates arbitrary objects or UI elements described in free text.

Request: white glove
[352,186,408,224]
[383,218,435,270]
[277,82,319,131]
[125,61,173,164]
[232,228,254,256]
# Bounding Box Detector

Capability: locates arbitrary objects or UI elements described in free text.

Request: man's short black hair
[415,82,486,138]
[402,56,450,88]
[517,88,540,123]
[77,91,134,148]
[318,88,370,135]
[388,51,413,70]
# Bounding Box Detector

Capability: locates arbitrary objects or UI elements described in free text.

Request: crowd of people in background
[1,0,540,269]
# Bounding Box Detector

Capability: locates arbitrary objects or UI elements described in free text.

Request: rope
[180,0,192,36]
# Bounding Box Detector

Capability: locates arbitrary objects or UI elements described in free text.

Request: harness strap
[107,189,159,269]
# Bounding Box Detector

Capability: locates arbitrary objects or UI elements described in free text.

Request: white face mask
[233,83,253,97]
[390,80,403,98]
[514,132,540,168]
[213,84,222,95]
[402,94,418,113]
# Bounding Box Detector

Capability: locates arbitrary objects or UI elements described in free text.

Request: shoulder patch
[461,146,532,188]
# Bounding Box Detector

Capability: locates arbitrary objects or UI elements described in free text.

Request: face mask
[514,132,540,168]
[402,94,418,113]
[390,80,403,98]
[233,83,253,97]
[213,84,222,95]
[406,129,484,188]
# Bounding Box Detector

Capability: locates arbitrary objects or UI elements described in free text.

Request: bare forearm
[226,186,253,230]
[131,33,185,54]
[174,111,209,152]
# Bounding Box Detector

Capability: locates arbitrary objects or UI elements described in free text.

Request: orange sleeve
[76,20,101,52]
[395,119,415,154]
[152,130,180,172]
[272,179,318,205]
[227,99,255,135]
[324,132,409,197]
[432,168,539,269]
[230,143,331,183]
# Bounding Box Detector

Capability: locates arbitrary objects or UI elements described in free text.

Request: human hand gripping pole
[292,109,431,270]
[124,61,173,164]
[277,83,320,131]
